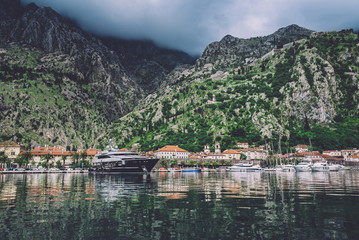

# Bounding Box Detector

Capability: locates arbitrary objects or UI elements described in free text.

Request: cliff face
[107,30,359,152]
[197,24,313,69]
[0,0,194,148]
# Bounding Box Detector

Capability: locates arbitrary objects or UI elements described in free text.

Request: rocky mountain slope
[0,0,194,149]
[106,30,359,152]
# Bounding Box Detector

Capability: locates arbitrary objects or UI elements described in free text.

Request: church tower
[204,144,210,154]
[215,142,221,154]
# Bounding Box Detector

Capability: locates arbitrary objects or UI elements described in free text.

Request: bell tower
[215,142,221,154]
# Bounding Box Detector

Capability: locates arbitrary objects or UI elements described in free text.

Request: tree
[80,152,87,162]
[160,160,169,168]
[71,152,80,167]
[0,152,9,168]
[41,153,53,168]
[61,155,67,167]
[55,160,62,169]
[21,151,33,167]
[14,155,25,167]
[170,159,178,167]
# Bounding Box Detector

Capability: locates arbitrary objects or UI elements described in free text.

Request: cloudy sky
[21,0,359,56]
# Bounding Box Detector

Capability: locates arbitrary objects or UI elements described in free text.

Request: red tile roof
[157,145,188,152]
[0,142,20,146]
[223,149,240,154]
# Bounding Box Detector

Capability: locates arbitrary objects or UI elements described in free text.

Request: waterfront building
[341,149,358,159]
[235,142,249,149]
[155,145,189,159]
[294,145,309,153]
[238,148,269,160]
[0,142,25,160]
[30,146,101,165]
[223,149,241,160]
[323,150,342,157]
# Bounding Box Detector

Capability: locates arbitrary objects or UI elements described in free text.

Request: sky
[21,0,359,56]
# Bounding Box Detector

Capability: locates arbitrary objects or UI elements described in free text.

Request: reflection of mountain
[94,174,156,201]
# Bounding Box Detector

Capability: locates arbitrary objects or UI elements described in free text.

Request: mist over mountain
[20,0,359,56]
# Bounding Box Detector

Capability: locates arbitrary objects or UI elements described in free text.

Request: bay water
[0,171,359,239]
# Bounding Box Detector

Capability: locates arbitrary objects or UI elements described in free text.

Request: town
[1,141,358,170]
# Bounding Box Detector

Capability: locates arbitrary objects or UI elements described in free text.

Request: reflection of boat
[94,174,154,201]
[311,162,329,172]
[228,163,262,172]
[182,168,201,173]
[294,162,312,172]
[91,139,159,173]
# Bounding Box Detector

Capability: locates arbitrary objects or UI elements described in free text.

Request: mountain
[106,29,359,152]
[138,24,313,108]
[0,0,194,149]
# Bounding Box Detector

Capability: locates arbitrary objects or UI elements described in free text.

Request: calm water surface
[1,171,359,239]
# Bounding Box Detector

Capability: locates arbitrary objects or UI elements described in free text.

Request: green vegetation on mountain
[0,47,109,149]
[105,30,359,152]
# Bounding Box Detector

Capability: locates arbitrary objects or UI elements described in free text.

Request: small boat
[294,162,312,172]
[311,162,329,172]
[168,168,181,172]
[182,168,201,173]
[228,163,262,172]
[158,168,169,172]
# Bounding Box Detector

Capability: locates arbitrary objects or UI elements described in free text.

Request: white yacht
[328,164,344,171]
[229,163,262,172]
[311,162,330,172]
[294,162,312,172]
[277,164,295,172]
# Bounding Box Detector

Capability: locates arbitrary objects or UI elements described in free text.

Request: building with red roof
[155,145,189,159]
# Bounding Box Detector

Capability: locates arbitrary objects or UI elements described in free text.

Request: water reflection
[0,172,359,239]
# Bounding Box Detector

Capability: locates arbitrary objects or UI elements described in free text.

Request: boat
[158,168,169,172]
[311,162,330,172]
[182,168,201,173]
[91,139,159,173]
[294,162,312,172]
[228,163,262,172]
[277,164,295,172]
[328,164,344,171]
[168,168,181,172]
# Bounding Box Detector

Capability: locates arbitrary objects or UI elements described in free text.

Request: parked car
[6,168,14,171]
[15,168,25,171]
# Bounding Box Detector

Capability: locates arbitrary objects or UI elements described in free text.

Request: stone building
[0,142,25,160]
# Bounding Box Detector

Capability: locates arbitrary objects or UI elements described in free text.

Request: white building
[155,145,189,159]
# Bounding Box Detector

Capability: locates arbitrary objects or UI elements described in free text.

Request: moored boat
[182,168,201,173]
[228,163,262,172]
[311,162,330,172]
[294,162,312,172]
[91,139,159,173]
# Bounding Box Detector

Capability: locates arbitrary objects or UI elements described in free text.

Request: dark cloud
[21,0,359,55]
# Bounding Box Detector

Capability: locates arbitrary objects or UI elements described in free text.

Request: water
[1,171,359,240]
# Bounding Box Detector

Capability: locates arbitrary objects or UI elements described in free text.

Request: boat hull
[182,169,201,173]
[92,158,159,173]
